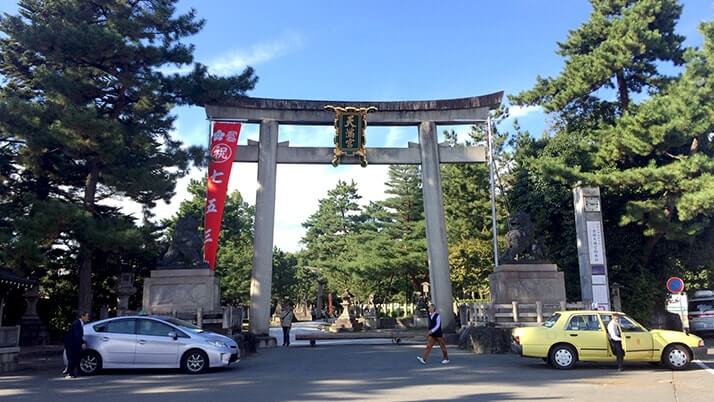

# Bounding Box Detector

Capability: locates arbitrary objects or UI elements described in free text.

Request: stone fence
[458,301,586,328]
[0,326,21,373]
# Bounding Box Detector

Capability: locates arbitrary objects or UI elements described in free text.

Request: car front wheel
[549,344,577,370]
[79,351,102,375]
[181,349,209,374]
[663,345,691,370]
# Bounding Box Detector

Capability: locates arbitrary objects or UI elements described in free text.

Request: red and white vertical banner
[203,121,241,270]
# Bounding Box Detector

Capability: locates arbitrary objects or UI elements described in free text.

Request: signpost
[665,277,689,332]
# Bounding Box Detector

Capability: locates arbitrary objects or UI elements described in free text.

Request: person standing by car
[607,313,625,372]
[417,303,450,365]
[63,312,89,378]
[280,299,294,346]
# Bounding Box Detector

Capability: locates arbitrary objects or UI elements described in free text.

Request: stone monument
[116,272,136,316]
[489,212,566,307]
[19,286,49,346]
[413,292,429,328]
[142,215,221,317]
[330,289,361,332]
[363,293,379,329]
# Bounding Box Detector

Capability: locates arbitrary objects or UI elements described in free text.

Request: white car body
[73,315,239,374]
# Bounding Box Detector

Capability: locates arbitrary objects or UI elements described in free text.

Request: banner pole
[487,116,499,267]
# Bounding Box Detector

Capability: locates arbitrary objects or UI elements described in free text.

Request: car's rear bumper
[692,346,708,360]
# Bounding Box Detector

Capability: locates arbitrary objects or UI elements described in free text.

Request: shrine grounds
[2,329,713,402]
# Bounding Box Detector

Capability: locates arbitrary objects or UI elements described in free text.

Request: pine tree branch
[664,151,684,161]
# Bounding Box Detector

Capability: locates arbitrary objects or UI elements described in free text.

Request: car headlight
[206,340,229,348]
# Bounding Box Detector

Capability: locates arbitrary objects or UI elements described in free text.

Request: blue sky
[2,1,712,251]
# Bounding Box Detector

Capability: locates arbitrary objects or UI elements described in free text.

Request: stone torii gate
[205,92,502,338]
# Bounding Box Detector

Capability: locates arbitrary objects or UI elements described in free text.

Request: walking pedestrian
[417,303,450,365]
[607,313,625,371]
[280,299,294,346]
[64,312,89,378]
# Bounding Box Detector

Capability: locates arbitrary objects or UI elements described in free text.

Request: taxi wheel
[549,344,577,370]
[662,344,691,370]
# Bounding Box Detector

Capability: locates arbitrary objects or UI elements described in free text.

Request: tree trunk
[78,165,99,314]
[690,136,700,155]
[616,70,630,112]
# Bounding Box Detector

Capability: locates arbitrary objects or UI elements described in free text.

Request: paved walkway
[2,333,713,401]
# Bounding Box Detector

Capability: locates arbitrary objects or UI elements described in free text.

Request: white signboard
[592,284,609,309]
[592,275,607,285]
[587,221,604,265]
[666,293,689,330]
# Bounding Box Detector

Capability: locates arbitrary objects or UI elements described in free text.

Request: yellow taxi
[512,310,706,370]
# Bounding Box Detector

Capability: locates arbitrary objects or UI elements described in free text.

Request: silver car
[76,315,239,375]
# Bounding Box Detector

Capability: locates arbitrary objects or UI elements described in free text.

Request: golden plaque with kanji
[325,105,377,167]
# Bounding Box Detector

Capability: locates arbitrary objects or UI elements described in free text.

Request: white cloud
[507,105,542,119]
[161,32,304,75]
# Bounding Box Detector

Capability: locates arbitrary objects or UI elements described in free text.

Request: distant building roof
[0,267,35,289]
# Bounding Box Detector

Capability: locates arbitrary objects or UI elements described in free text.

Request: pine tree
[301,180,363,292]
[512,0,684,118]
[510,1,714,320]
[380,165,428,296]
[0,0,257,313]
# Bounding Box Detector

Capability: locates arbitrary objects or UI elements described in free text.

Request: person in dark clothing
[607,313,625,372]
[64,312,89,378]
[280,300,294,346]
[417,303,450,365]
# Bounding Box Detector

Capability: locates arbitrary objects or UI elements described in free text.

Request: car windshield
[160,317,204,333]
[543,313,561,328]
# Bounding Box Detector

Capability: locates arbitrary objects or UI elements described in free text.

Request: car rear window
[689,299,714,314]
[543,313,561,328]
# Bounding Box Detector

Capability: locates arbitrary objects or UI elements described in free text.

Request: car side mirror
[168,331,178,340]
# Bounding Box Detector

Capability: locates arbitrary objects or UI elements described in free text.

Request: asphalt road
[2,332,713,402]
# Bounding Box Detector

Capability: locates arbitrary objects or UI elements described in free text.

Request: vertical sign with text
[574,187,610,310]
[203,121,241,270]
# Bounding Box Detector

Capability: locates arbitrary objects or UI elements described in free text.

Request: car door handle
[101,337,110,342]
[138,340,147,345]
[569,334,578,337]
[625,336,631,339]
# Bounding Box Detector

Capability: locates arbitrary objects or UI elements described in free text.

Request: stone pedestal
[364,305,379,329]
[488,264,566,304]
[413,313,429,329]
[142,269,221,315]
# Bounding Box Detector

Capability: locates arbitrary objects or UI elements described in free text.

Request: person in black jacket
[63,312,89,378]
[417,303,450,365]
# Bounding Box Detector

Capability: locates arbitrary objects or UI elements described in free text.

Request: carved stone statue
[158,214,209,269]
[500,211,544,262]
[414,292,428,316]
[365,292,377,318]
